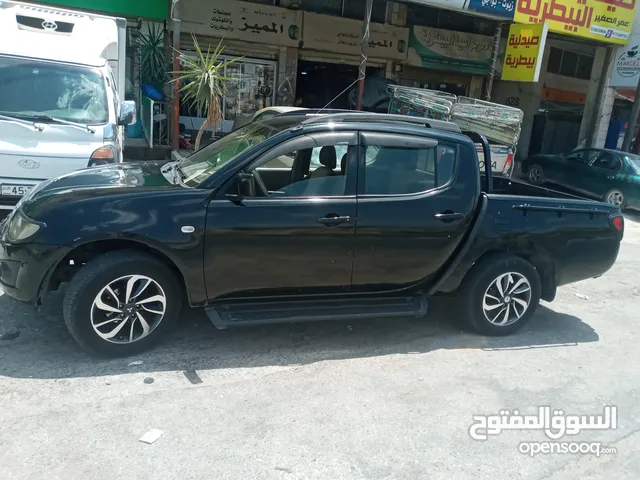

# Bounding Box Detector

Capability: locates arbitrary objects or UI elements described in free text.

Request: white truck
[0,0,135,212]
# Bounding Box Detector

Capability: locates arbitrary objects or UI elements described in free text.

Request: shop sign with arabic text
[407,26,494,75]
[467,0,517,19]
[180,0,302,47]
[502,23,548,81]
[514,0,636,44]
[302,12,409,60]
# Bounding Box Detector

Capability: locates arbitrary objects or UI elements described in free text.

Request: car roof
[256,111,472,145]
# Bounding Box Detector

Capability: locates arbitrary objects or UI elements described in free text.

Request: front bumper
[0,238,68,304]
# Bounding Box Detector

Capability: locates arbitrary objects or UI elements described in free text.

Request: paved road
[0,215,639,480]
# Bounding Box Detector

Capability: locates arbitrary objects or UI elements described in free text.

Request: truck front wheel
[63,251,182,357]
[460,255,541,336]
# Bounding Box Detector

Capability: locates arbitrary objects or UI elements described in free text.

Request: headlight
[6,210,44,243]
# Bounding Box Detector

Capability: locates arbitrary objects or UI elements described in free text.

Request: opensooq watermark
[468,405,618,457]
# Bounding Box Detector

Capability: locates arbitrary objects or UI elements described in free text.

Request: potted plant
[174,34,242,150]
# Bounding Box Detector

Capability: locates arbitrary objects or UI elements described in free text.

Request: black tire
[63,251,182,357]
[458,254,541,336]
[603,188,627,210]
[527,164,545,186]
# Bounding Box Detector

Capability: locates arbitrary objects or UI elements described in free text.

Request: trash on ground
[144,377,154,384]
[574,293,589,300]
[139,429,163,444]
[128,360,144,366]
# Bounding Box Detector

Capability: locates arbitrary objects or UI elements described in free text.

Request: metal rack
[386,86,524,147]
[387,86,456,121]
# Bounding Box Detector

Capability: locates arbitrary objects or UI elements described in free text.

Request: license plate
[1,184,33,197]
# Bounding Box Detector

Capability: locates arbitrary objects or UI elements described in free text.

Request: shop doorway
[295,60,387,111]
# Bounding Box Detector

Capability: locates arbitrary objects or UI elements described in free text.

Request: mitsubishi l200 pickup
[0,113,624,356]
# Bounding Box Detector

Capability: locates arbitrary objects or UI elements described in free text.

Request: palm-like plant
[139,23,167,89]
[173,34,242,150]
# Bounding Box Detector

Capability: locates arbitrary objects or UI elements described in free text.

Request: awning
[615,88,636,102]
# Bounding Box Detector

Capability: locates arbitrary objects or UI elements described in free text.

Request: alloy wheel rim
[482,272,532,326]
[90,275,167,344]
[529,167,541,182]
[606,190,624,206]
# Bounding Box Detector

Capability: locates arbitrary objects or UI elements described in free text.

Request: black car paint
[0,119,623,312]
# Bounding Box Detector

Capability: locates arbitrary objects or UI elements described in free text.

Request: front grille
[0,196,19,209]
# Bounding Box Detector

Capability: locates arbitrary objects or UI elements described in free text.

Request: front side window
[363,143,456,195]
[228,142,354,199]
[0,56,108,124]
[179,116,304,186]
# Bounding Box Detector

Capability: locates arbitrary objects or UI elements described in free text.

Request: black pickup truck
[0,113,624,356]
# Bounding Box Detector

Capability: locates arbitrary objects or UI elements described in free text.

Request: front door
[549,149,598,194]
[351,131,477,291]
[204,131,358,300]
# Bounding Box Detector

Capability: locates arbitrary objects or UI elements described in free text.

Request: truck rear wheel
[63,251,182,357]
[460,255,541,336]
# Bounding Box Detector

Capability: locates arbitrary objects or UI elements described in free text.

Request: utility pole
[171,0,181,152]
[485,23,502,101]
[355,0,373,111]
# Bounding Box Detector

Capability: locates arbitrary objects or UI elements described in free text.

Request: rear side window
[363,143,456,195]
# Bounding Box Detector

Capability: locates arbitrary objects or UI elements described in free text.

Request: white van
[0,1,135,211]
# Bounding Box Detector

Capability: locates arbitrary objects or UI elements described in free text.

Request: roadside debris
[574,293,589,300]
[143,377,154,384]
[0,330,20,341]
[139,429,163,444]
[128,360,144,367]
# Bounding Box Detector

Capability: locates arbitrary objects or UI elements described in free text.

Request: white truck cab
[0,1,135,211]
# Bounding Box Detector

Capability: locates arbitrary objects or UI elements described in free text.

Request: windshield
[626,155,640,174]
[0,56,108,125]
[180,116,304,186]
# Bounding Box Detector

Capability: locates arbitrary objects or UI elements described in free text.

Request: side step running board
[205,296,428,329]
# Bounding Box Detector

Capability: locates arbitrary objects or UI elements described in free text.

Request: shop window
[343,0,386,24]
[406,3,486,34]
[559,51,579,77]
[576,55,594,80]
[547,47,562,74]
[547,47,594,80]
[301,0,342,16]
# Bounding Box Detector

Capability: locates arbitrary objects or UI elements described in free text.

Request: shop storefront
[402,25,495,98]
[296,12,408,109]
[179,0,302,134]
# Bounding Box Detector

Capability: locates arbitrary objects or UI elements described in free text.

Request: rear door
[351,131,477,291]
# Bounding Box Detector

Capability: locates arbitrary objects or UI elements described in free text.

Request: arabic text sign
[502,23,548,82]
[514,0,636,45]
[469,405,618,441]
[180,0,302,47]
[302,12,409,60]
[407,26,494,75]
[611,34,640,87]
[467,0,517,19]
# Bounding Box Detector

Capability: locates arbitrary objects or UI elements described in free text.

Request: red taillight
[611,215,624,232]
[502,152,514,176]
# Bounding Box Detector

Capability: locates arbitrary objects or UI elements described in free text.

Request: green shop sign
[37,0,168,19]
[407,26,494,76]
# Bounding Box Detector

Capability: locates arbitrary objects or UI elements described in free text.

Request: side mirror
[118,100,137,126]
[226,172,255,203]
